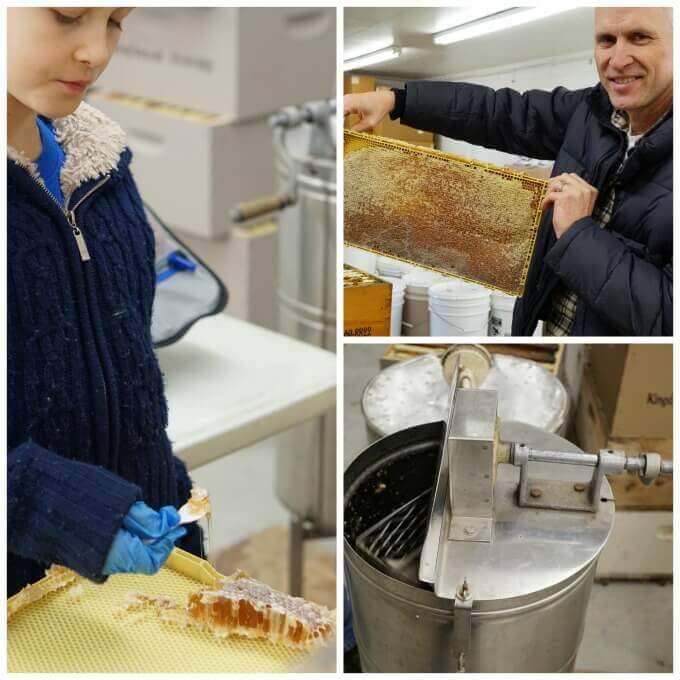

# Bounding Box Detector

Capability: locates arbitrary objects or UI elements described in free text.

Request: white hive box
[96,7,336,119]
[88,91,275,240]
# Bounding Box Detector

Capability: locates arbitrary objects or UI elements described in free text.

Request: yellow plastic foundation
[8,549,311,672]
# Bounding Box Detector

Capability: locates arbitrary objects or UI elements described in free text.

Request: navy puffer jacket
[8,103,200,596]
[399,81,672,336]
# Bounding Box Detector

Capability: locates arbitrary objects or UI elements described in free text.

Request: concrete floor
[343,344,673,673]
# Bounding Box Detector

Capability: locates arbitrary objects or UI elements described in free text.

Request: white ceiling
[344,7,596,78]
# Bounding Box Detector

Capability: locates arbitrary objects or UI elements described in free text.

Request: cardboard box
[588,345,672,439]
[344,265,392,336]
[89,91,275,240]
[573,370,672,511]
[97,7,336,119]
[376,118,434,146]
[344,74,376,94]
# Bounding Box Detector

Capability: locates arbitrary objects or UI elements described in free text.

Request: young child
[7,7,200,596]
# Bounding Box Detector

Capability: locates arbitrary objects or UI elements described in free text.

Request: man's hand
[541,173,598,239]
[343,90,396,132]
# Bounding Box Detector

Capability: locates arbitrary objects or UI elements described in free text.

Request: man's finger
[568,173,592,189]
[541,187,575,208]
[351,119,374,133]
[549,173,577,188]
[541,193,560,210]
[547,175,570,192]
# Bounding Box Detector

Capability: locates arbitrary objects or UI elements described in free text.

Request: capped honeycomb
[343,264,389,288]
[344,131,547,296]
[184,570,335,648]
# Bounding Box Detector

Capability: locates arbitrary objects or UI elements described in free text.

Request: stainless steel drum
[231,100,335,350]
[344,420,615,673]
[270,102,336,541]
[275,110,336,349]
[233,102,336,594]
[362,353,569,440]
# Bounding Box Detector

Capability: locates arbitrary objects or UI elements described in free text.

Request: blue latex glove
[122,501,182,540]
[103,502,186,576]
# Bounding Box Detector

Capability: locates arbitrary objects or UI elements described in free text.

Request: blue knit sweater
[8,104,199,596]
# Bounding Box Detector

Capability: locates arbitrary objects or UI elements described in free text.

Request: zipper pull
[67,210,91,262]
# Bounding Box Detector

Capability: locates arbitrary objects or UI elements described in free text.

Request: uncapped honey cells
[344,132,547,296]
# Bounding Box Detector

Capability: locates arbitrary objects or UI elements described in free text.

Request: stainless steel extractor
[232,100,336,595]
[344,351,672,673]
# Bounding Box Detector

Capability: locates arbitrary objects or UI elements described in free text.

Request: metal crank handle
[499,442,673,486]
[229,193,293,223]
[269,100,336,129]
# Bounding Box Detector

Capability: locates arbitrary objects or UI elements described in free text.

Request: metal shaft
[519,449,600,468]
[509,444,673,484]
[624,456,673,476]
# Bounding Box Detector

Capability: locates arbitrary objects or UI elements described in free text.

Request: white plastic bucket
[402,271,447,336]
[489,291,516,336]
[381,276,405,337]
[376,256,413,279]
[428,280,491,336]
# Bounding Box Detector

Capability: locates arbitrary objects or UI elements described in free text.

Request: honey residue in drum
[344,145,539,293]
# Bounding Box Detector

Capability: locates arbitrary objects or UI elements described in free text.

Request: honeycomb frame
[344,130,548,297]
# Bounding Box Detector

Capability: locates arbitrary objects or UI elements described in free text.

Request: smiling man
[344,7,672,336]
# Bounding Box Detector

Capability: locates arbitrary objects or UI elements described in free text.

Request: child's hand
[102,502,186,576]
[122,501,182,540]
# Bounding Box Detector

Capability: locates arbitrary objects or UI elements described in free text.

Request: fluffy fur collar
[7,101,127,198]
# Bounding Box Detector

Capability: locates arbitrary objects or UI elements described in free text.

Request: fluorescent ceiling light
[432,6,515,33]
[344,38,394,62]
[343,46,402,72]
[433,7,575,46]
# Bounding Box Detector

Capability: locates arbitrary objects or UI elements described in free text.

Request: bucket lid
[377,256,413,277]
[429,280,490,301]
[491,290,516,305]
[403,270,447,291]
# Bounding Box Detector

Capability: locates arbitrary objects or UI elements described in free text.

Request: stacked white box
[89,91,275,240]
[96,7,336,119]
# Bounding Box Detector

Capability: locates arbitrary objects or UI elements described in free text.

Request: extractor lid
[426,415,615,604]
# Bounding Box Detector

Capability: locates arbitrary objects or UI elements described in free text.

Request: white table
[157,314,336,470]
